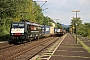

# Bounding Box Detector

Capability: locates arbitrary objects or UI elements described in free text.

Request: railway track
[0,36,60,60]
[0,44,14,50]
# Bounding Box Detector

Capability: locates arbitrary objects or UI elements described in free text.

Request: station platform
[49,33,90,60]
[0,41,8,43]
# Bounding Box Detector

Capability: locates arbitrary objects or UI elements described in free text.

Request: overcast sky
[33,0,90,25]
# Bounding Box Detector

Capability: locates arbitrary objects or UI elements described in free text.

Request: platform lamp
[72,10,81,43]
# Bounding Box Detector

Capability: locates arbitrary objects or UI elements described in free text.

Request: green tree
[0,0,63,39]
[56,23,62,28]
[84,23,90,37]
[71,17,82,34]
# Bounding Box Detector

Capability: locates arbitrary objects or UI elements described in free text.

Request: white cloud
[41,0,90,25]
[63,0,66,5]
[77,0,90,5]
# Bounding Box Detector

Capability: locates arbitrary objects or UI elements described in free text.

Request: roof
[12,22,42,26]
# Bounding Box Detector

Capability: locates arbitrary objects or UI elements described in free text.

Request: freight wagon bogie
[9,35,30,44]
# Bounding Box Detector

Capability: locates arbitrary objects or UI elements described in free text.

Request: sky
[33,0,90,25]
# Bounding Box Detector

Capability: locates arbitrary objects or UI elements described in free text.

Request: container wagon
[42,25,51,37]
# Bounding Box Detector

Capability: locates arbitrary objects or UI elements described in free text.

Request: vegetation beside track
[0,34,10,41]
[77,38,90,53]
[73,35,90,53]
[0,0,63,41]
[70,17,90,39]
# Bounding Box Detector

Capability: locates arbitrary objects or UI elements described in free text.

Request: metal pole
[76,11,78,43]
[72,10,80,43]
[41,1,47,8]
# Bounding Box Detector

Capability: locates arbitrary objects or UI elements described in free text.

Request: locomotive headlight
[11,33,14,35]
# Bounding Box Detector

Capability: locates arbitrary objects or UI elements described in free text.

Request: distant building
[50,22,55,27]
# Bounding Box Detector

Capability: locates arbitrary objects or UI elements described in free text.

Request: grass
[73,35,90,53]
[78,39,90,53]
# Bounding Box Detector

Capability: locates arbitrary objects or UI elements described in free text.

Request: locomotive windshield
[19,24,24,28]
[12,23,24,28]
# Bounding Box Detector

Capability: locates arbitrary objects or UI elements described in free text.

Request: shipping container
[50,27,54,34]
[42,25,51,37]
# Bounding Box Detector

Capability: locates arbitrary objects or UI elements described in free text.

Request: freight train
[9,20,66,44]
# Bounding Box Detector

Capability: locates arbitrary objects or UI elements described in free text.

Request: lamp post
[32,0,47,13]
[33,0,47,8]
[72,10,80,43]
[33,8,48,14]
[42,8,48,11]
[32,0,48,24]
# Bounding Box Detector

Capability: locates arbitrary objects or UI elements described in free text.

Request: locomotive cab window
[19,24,24,28]
[12,24,18,28]
[12,23,25,28]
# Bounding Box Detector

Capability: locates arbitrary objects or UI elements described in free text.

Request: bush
[0,34,10,41]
